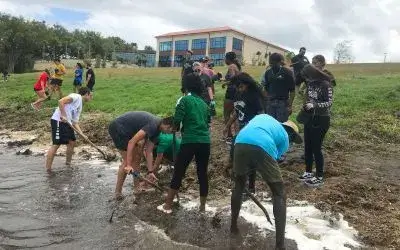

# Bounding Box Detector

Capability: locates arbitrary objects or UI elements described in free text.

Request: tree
[144,45,155,52]
[285,51,295,61]
[334,40,354,64]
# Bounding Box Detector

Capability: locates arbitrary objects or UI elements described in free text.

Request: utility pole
[384,53,387,63]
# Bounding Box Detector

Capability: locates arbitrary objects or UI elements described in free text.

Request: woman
[73,63,84,93]
[224,72,264,193]
[311,55,336,86]
[222,52,241,144]
[31,69,50,111]
[158,73,211,214]
[298,64,333,187]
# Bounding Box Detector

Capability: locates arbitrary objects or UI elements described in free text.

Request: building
[155,26,289,67]
[112,50,156,67]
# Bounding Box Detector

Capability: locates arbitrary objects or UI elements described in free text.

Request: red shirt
[33,72,49,91]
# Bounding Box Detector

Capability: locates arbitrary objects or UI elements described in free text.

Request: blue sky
[40,7,89,26]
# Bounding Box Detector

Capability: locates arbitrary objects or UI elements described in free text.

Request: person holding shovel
[158,73,211,214]
[230,114,302,250]
[45,87,93,172]
[108,111,174,199]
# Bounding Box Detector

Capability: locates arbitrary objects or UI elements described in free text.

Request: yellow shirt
[52,63,66,80]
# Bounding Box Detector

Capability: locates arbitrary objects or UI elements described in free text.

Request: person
[290,47,310,88]
[50,58,66,99]
[180,50,194,93]
[45,87,93,172]
[263,53,296,122]
[192,62,216,117]
[158,73,211,214]
[298,64,333,187]
[311,55,336,86]
[2,70,9,82]
[224,72,265,193]
[85,63,95,91]
[148,132,182,172]
[222,52,242,144]
[73,63,84,93]
[108,111,174,199]
[31,69,50,111]
[230,114,303,250]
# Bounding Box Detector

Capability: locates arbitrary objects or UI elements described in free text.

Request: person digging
[108,111,174,200]
[230,114,302,250]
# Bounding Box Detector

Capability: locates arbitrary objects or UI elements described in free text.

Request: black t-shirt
[200,74,212,103]
[86,68,95,84]
[114,111,161,143]
[264,67,295,100]
[234,91,263,129]
[181,58,194,78]
[291,55,309,74]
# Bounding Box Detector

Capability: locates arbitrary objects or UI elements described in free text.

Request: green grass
[1,64,400,145]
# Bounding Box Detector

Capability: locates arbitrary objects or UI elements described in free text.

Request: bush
[101,58,106,68]
[112,61,118,68]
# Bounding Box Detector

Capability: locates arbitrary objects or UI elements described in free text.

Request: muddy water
[0,147,298,250]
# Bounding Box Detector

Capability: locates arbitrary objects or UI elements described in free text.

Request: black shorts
[50,78,63,86]
[108,120,130,151]
[73,79,82,86]
[51,119,76,145]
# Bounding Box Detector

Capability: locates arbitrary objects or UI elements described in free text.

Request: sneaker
[305,177,324,187]
[299,172,313,181]
[225,137,233,145]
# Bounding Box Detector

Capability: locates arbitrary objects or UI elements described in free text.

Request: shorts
[33,87,42,92]
[233,143,282,183]
[51,119,76,145]
[50,78,63,86]
[108,120,130,151]
[73,79,82,86]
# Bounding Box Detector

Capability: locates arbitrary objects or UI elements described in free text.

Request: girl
[31,69,50,111]
[73,63,84,93]
[159,73,211,214]
[222,51,242,144]
[298,64,333,187]
[311,55,336,86]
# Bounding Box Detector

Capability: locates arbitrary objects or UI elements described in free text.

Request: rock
[97,174,102,178]
[7,138,36,147]
[395,111,400,119]
[16,148,33,155]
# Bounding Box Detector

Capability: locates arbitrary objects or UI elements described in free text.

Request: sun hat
[282,120,303,144]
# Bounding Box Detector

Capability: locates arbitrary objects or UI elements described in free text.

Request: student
[45,87,93,172]
[73,63,84,93]
[148,132,182,171]
[298,65,333,187]
[108,111,174,199]
[222,52,242,144]
[263,53,296,122]
[158,73,211,214]
[50,58,66,99]
[180,50,194,93]
[224,72,264,193]
[31,69,50,111]
[290,47,310,88]
[85,63,96,91]
[192,62,216,117]
[230,114,302,250]
[312,55,336,86]
[2,70,9,81]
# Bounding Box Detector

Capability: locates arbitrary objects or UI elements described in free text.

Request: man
[108,111,174,199]
[230,114,302,250]
[45,87,93,172]
[50,58,66,99]
[263,53,296,122]
[290,47,310,87]
[180,50,194,93]
[85,63,96,91]
[192,62,216,117]
[148,132,181,173]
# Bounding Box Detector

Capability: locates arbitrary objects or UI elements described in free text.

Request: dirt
[1,105,399,249]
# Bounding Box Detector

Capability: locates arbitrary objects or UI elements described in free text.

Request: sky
[1,0,399,63]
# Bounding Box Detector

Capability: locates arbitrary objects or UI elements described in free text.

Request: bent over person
[230,114,303,250]
[45,87,93,172]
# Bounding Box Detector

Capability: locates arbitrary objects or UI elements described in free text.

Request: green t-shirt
[156,133,181,155]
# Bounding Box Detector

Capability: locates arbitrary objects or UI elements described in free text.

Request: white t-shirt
[51,93,83,123]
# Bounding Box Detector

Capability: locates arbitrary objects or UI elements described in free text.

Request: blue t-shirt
[235,114,289,160]
[75,68,83,83]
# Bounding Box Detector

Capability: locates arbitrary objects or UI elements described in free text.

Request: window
[175,40,189,51]
[232,38,243,51]
[209,53,225,66]
[192,54,205,61]
[210,37,226,49]
[192,39,207,50]
[159,55,171,67]
[159,41,172,52]
[174,55,184,67]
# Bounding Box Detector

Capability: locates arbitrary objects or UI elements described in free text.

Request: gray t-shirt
[114,111,161,142]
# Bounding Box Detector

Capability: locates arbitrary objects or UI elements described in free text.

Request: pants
[265,99,289,123]
[230,136,256,192]
[304,115,330,178]
[231,144,286,248]
[170,143,210,197]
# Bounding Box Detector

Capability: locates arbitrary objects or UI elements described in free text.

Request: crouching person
[108,111,174,199]
[230,115,303,250]
[45,87,93,172]
[159,73,211,214]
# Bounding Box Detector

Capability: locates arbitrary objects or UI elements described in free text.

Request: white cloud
[1,0,399,62]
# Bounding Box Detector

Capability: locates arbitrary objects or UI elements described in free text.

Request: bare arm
[144,140,155,172]
[153,153,164,170]
[208,87,214,100]
[225,111,238,130]
[126,130,147,171]
[58,96,73,120]
[86,74,92,85]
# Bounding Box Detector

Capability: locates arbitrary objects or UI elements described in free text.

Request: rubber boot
[199,196,207,212]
